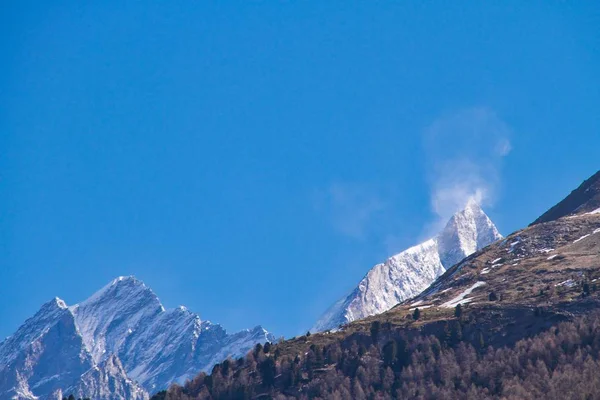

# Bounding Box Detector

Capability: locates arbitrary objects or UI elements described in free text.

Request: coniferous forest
[151,312,600,400]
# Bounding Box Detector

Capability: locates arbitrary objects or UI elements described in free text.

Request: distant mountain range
[0,277,273,400]
[312,199,502,332]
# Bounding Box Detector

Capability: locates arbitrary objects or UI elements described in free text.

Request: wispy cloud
[315,107,512,247]
[423,106,512,226]
[313,183,386,240]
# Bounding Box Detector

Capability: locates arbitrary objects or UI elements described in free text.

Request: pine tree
[583,282,591,297]
[454,304,463,318]
[259,357,276,387]
[263,341,272,353]
[450,321,462,345]
[413,308,420,320]
[382,340,397,367]
[254,343,263,356]
[370,321,381,343]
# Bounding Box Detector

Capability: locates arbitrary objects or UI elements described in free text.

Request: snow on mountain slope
[0,277,274,400]
[0,298,93,400]
[62,355,148,400]
[71,277,165,364]
[312,200,502,332]
[438,198,503,268]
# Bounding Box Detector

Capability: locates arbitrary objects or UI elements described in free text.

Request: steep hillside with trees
[152,170,600,400]
[152,311,600,400]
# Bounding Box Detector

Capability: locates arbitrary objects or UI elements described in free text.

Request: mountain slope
[531,169,600,225]
[0,299,93,400]
[407,171,600,316]
[0,278,273,400]
[152,170,600,400]
[62,355,148,400]
[312,200,502,332]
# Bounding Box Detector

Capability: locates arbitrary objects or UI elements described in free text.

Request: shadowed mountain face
[0,278,273,400]
[531,170,600,226]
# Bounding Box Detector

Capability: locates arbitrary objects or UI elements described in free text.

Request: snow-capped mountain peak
[72,276,164,364]
[312,200,503,332]
[438,200,501,268]
[0,277,273,400]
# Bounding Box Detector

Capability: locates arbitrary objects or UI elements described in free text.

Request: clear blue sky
[1,2,599,340]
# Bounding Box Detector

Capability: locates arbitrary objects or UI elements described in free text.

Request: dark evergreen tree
[413,308,420,320]
[263,341,271,353]
[450,320,462,345]
[370,321,381,343]
[259,357,276,387]
[454,303,463,318]
[382,340,397,367]
[583,282,591,296]
[253,343,263,356]
[221,359,231,376]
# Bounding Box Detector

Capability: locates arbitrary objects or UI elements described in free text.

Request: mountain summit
[312,200,502,332]
[0,277,273,400]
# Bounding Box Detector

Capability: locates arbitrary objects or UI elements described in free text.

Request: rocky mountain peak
[438,199,502,268]
[312,201,502,332]
[36,297,69,316]
[0,277,273,400]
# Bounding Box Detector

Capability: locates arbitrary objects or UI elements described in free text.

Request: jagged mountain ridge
[0,277,273,400]
[312,200,502,332]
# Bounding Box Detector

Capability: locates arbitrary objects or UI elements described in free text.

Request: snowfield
[442,281,487,308]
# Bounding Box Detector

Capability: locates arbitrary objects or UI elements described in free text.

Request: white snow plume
[423,107,512,230]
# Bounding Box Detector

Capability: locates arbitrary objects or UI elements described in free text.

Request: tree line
[150,309,600,399]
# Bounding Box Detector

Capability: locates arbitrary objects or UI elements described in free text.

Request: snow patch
[574,234,591,244]
[409,305,432,311]
[547,254,559,260]
[441,282,486,308]
[555,279,576,288]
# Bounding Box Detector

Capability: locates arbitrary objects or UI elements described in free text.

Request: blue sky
[1,2,599,339]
